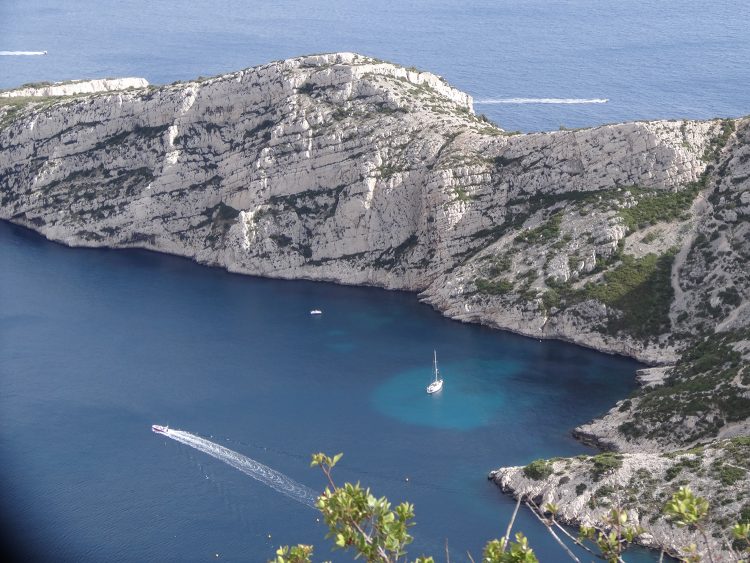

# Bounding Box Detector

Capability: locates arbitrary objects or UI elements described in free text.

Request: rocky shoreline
[489,437,750,560]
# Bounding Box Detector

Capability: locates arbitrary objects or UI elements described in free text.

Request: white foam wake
[160,428,319,508]
[0,51,47,56]
[475,97,608,105]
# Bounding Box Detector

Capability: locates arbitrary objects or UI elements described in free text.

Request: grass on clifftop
[0,97,37,128]
[0,95,73,129]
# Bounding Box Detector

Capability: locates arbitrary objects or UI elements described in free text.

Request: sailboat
[426,350,444,394]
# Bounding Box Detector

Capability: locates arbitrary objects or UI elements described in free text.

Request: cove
[0,221,657,561]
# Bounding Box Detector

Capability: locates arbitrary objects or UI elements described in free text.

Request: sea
[1,1,747,561]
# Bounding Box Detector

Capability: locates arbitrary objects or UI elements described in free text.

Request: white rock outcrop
[0,77,149,98]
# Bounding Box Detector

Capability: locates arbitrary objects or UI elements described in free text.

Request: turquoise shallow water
[373,360,521,430]
[0,222,659,561]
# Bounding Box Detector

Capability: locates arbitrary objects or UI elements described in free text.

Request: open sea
[2,1,747,561]
[1,0,749,132]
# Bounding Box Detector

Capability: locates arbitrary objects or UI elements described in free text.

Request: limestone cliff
[1,52,748,451]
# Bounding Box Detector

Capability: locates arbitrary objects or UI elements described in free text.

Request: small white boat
[151,424,169,434]
[310,309,323,315]
[426,350,443,394]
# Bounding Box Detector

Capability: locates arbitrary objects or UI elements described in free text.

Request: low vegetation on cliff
[617,329,750,445]
[492,438,750,561]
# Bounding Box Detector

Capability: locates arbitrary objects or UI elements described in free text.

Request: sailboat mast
[433,350,439,382]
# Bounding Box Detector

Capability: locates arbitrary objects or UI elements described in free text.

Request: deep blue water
[1,222,657,561]
[1,0,748,132]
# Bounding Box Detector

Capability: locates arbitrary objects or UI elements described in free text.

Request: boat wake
[475,97,608,104]
[155,427,319,508]
[0,51,47,56]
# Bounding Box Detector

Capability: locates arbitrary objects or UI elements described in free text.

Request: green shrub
[541,289,560,310]
[523,459,554,481]
[568,255,583,271]
[719,287,742,307]
[716,464,747,486]
[514,213,562,244]
[618,421,644,439]
[475,278,514,295]
[580,251,675,337]
[665,465,682,481]
[740,504,750,524]
[485,254,511,277]
[590,453,623,481]
[666,456,703,482]
[619,187,699,231]
[702,119,736,162]
[452,187,474,202]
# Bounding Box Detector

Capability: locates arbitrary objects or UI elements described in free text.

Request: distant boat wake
[475,97,608,104]
[155,427,319,508]
[0,51,47,56]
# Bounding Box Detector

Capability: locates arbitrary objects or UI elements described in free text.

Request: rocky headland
[1,52,748,559]
[489,437,750,559]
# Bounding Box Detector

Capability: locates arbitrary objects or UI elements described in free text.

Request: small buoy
[215,554,219,558]
[405,477,409,482]
[268,534,272,539]
[316,518,320,522]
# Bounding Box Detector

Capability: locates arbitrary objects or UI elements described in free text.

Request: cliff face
[1,52,748,448]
